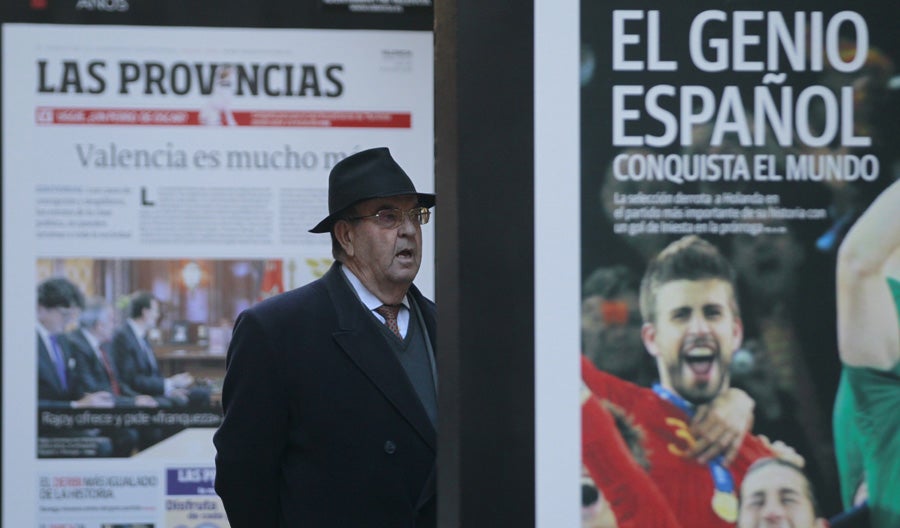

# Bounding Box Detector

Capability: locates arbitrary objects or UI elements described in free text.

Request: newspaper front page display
[579,2,899,527]
[3,24,434,527]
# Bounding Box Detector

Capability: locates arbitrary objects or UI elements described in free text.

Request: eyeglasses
[346,207,431,229]
[54,306,80,320]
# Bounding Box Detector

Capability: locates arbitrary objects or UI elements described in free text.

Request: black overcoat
[214,263,437,527]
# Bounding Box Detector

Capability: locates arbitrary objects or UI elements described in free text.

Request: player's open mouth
[684,350,715,375]
[396,249,414,259]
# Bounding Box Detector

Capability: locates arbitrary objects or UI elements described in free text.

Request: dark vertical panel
[435,1,535,526]
[434,0,461,525]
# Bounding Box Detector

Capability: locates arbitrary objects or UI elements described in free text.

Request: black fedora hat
[309,147,435,233]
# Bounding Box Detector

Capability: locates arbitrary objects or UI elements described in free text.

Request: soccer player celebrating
[834,179,900,528]
[582,235,779,527]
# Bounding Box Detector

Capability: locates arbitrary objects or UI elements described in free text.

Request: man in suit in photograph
[62,297,162,455]
[214,147,437,527]
[64,297,160,409]
[111,291,194,405]
[36,277,114,458]
[37,277,113,410]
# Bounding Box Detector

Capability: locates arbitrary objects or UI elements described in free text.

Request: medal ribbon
[652,384,736,497]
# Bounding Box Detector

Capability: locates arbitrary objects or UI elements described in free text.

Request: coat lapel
[325,266,437,451]
[70,331,102,380]
[38,333,65,392]
[126,324,153,374]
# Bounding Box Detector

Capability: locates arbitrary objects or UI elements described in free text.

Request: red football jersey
[582,395,682,528]
[582,355,773,527]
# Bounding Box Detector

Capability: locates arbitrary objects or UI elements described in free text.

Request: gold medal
[711,490,738,522]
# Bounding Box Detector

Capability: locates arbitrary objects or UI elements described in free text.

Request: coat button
[384,440,397,454]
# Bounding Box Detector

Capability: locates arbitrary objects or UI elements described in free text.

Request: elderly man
[214,147,437,527]
[62,297,161,456]
[64,298,160,409]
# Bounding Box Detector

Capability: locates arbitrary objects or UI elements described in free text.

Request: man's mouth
[683,348,716,376]
[396,249,414,259]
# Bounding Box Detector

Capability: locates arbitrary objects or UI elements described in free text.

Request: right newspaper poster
[580,2,900,527]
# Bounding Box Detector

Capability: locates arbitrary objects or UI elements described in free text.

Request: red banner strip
[34,107,411,128]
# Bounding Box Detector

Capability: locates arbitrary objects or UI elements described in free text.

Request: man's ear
[732,317,744,350]
[333,220,355,257]
[641,322,659,358]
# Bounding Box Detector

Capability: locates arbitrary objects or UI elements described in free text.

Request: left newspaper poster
[2,23,434,527]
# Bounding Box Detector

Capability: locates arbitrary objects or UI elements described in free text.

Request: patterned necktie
[98,345,121,396]
[49,335,68,391]
[375,304,402,339]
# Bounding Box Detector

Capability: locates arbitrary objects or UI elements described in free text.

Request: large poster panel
[2,24,433,526]
[579,2,899,527]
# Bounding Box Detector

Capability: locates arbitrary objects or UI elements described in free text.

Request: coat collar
[323,263,437,451]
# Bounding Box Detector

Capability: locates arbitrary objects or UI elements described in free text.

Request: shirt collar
[340,264,409,311]
[36,323,52,341]
[127,319,146,339]
[81,328,102,352]
[36,324,56,356]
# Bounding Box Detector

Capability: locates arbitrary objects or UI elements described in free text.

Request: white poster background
[534,1,580,527]
[3,23,433,527]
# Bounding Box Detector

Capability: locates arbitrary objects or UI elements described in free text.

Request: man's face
[582,292,645,377]
[738,463,824,528]
[144,300,160,328]
[341,194,422,295]
[642,279,742,404]
[730,229,804,303]
[39,305,79,334]
[93,308,115,342]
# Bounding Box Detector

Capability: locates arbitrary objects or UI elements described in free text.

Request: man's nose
[687,313,711,333]
[397,211,417,234]
[761,500,786,523]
